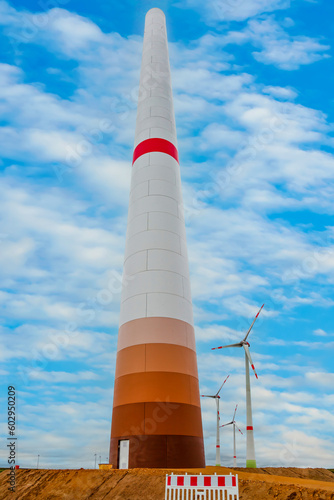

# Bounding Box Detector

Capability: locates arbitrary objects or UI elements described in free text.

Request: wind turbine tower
[220,404,243,467]
[212,304,264,468]
[201,375,229,466]
[109,8,205,469]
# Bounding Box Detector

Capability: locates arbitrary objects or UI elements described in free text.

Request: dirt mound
[234,466,334,483]
[1,467,333,499]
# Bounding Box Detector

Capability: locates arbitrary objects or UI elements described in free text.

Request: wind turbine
[201,375,230,466]
[220,404,243,467]
[212,304,264,468]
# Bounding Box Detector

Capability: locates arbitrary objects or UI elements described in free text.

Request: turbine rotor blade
[243,304,264,342]
[212,343,242,350]
[220,422,233,428]
[201,395,215,398]
[232,404,238,421]
[216,374,230,396]
[243,344,258,379]
[236,425,243,435]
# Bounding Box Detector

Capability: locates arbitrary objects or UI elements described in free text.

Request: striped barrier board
[165,473,239,500]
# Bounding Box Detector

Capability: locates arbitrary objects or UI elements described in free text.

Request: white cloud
[306,372,334,388]
[29,370,100,383]
[175,0,291,23]
[44,8,104,50]
[0,325,115,363]
[196,323,241,343]
[78,156,131,209]
[173,68,253,102]
[263,85,297,99]
[199,123,245,151]
[247,17,330,70]
[314,328,334,337]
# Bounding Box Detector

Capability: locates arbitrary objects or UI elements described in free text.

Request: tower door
[119,440,129,469]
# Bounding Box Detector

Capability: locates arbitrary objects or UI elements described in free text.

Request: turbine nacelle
[211,304,264,380]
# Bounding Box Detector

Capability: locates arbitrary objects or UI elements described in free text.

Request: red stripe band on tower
[132,138,179,165]
[247,426,253,430]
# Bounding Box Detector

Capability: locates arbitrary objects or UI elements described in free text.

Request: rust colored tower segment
[109,8,205,469]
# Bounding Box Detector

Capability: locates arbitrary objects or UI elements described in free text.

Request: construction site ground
[1,466,334,499]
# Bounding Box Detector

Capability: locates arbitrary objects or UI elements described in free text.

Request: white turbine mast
[212,304,264,468]
[201,375,230,466]
[220,404,243,467]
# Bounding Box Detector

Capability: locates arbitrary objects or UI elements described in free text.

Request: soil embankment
[1,466,334,499]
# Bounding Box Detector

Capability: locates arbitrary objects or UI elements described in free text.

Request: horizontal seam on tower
[113,371,200,384]
[128,212,183,225]
[129,194,177,203]
[137,95,170,105]
[127,219,185,233]
[132,157,179,167]
[129,191,179,205]
[136,117,173,129]
[132,171,178,182]
[125,226,186,242]
[132,163,179,176]
[123,247,184,264]
[119,316,194,325]
[122,268,190,282]
[114,371,199,383]
[128,209,183,222]
[128,211,185,225]
[136,110,173,120]
[116,342,196,354]
[131,177,177,188]
[117,342,196,354]
[124,268,189,279]
[112,401,201,411]
[134,135,177,149]
[121,291,192,305]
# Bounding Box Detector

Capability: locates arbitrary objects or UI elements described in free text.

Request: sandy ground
[1,466,334,499]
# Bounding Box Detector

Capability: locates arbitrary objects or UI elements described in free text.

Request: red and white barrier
[165,473,239,500]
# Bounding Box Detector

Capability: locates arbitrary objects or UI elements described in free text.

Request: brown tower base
[110,435,205,469]
[110,397,205,469]
[110,320,205,469]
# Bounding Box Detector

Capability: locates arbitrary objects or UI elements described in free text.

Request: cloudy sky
[0,0,333,469]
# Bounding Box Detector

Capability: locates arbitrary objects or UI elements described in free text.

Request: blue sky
[0,0,334,469]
